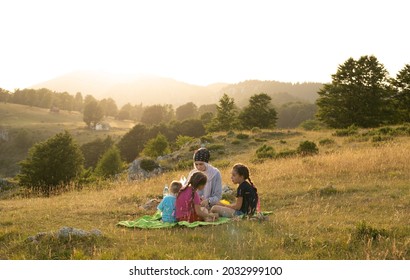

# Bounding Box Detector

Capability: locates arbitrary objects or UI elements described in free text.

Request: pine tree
[316,55,393,128]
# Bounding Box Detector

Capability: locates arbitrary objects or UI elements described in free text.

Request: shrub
[175,135,195,149]
[207,144,225,151]
[251,127,261,134]
[333,125,358,137]
[142,133,171,158]
[18,131,84,195]
[94,146,124,178]
[140,158,159,172]
[371,135,393,142]
[354,221,388,242]
[256,144,276,159]
[236,133,249,140]
[231,140,241,145]
[275,149,297,159]
[297,141,319,156]
[226,130,235,137]
[299,120,324,131]
[319,138,335,146]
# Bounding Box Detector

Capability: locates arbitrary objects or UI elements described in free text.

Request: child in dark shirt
[210,163,258,217]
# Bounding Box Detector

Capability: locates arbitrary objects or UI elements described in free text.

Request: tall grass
[1,130,409,259]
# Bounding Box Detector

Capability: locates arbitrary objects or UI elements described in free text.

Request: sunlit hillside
[0,103,133,177]
[30,71,321,108]
[1,127,409,260]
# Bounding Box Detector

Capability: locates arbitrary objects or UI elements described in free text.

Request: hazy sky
[1,0,409,90]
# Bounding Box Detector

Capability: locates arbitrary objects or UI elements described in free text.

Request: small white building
[0,129,9,141]
[95,122,111,131]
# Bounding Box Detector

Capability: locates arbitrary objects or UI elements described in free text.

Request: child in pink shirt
[176,171,219,222]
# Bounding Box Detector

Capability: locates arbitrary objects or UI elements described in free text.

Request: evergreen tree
[80,136,114,168]
[142,133,171,158]
[316,55,393,128]
[212,93,237,131]
[239,93,278,129]
[18,131,84,194]
[94,146,123,178]
[391,64,410,123]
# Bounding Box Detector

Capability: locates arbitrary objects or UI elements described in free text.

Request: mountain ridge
[31,71,323,107]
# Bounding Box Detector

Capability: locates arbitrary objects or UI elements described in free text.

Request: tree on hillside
[0,88,11,103]
[175,102,198,121]
[208,94,237,131]
[391,64,410,123]
[74,92,84,112]
[94,146,124,178]
[277,102,317,128]
[99,98,118,117]
[141,104,174,125]
[316,55,393,128]
[239,93,278,129]
[18,131,84,195]
[83,100,104,129]
[142,133,171,158]
[117,124,149,162]
[80,136,114,168]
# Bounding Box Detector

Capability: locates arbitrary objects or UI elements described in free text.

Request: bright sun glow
[0,0,409,90]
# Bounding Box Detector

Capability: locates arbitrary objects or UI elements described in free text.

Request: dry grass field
[0,128,409,260]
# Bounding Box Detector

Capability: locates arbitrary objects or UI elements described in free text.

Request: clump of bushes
[140,158,159,172]
[299,119,325,131]
[333,125,358,137]
[251,127,261,134]
[256,144,275,159]
[354,221,388,242]
[319,138,335,146]
[297,141,319,156]
[236,133,249,140]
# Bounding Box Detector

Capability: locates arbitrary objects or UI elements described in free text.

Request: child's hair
[170,181,182,194]
[232,163,254,186]
[232,163,258,215]
[178,171,207,208]
[187,171,207,190]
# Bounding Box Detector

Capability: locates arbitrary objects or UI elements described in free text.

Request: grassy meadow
[0,103,134,177]
[0,126,409,260]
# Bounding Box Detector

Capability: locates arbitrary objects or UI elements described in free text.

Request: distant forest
[0,80,322,129]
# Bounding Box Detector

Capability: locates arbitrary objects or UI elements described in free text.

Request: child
[210,163,258,217]
[175,171,219,222]
[157,181,182,222]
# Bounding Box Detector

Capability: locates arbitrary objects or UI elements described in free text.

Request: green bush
[299,120,324,131]
[354,221,388,242]
[175,135,195,149]
[297,141,319,156]
[256,144,276,159]
[140,158,159,172]
[207,144,225,151]
[236,133,249,140]
[94,146,124,178]
[142,133,171,158]
[275,149,297,159]
[333,125,358,137]
[18,131,84,195]
[319,138,335,146]
[251,127,261,134]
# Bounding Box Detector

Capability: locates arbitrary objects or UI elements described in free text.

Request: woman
[186,147,222,208]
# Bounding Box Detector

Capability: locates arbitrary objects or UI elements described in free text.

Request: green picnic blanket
[117,211,272,229]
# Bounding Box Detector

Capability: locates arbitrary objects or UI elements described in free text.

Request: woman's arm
[208,172,223,205]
